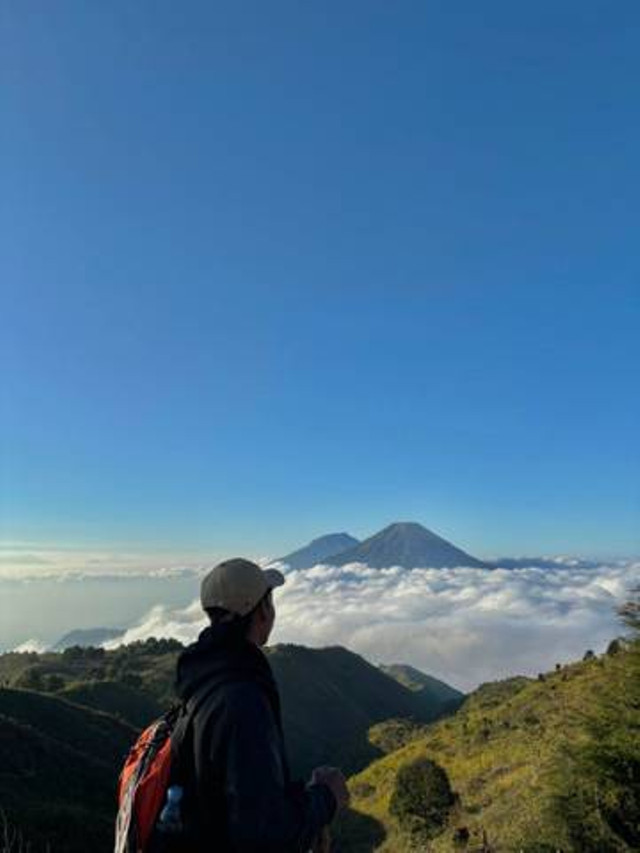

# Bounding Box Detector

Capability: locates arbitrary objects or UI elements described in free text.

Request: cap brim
[263,567,286,589]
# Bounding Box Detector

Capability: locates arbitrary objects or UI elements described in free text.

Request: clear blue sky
[2,2,639,560]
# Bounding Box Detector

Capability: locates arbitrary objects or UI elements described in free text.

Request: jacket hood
[174,621,276,703]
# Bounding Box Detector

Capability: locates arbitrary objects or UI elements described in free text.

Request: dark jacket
[173,623,336,852]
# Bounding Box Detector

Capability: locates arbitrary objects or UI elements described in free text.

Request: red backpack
[114,684,214,853]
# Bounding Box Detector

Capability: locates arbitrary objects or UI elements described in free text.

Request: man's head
[200,558,285,646]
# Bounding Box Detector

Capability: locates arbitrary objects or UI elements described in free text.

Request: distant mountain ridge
[278,521,487,570]
[51,627,124,651]
[279,532,360,570]
[380,663,464,708]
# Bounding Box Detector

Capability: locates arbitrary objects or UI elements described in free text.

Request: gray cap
[200,558,285,616]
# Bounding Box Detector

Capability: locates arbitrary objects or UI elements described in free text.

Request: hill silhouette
[267,644,454,776]
[279,532,360,569]
[0,640,458,780]
[51,627,123,651]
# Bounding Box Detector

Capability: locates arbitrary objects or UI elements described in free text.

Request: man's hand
[310,766,350,811]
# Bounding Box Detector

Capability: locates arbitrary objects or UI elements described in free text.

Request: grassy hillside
[0,688,137,852]
[338,640,639,852]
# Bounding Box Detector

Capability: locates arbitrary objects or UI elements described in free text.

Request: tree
[606,638,623,656]
[389,757,456,841]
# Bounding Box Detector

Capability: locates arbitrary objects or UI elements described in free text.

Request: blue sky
[2,1,639,560]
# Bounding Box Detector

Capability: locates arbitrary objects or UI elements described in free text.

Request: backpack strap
[169,679,221,781]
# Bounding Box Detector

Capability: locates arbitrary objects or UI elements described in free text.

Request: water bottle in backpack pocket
[157,785,184,835]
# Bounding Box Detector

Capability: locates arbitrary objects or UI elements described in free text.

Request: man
[173,557,349,851]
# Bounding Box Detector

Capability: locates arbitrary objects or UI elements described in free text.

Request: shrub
[389,757,456,841]
[606,638,623,656]
[452,825,470,847]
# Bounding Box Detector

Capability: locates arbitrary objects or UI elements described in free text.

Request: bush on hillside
[389,757,456,841]
[452,825,470,847]
[606,638,623,656]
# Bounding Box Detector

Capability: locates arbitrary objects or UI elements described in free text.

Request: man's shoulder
[222,679,271,714]
[193,677,270,721]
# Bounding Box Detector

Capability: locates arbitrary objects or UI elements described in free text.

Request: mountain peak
[278,531,360,570]
[329,521,487,569]
[380,521,440,536]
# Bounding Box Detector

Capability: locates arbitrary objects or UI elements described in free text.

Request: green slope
[0,687,137,852]
[58,679,163,727]
[338,645,639,852]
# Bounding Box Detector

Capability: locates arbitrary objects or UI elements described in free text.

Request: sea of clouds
[0,542,209,582]
[101,559,640,691]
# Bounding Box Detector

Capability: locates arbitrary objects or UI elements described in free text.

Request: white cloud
[12,638,49,654]
[0,543,212,582]
[103,600,207,649]
[102,559,640,691]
